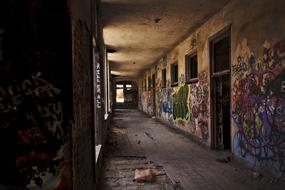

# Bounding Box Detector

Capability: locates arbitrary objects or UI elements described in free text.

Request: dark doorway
[152,74,156,116]
[210,29,231,150]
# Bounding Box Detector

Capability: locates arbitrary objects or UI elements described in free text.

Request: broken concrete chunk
[134,169,156,183]
[252,171,261,178]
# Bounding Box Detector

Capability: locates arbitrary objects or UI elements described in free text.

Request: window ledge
[186,78,199,84]
[104,113,109,120]
[171,82,178,87]
[95,144,102,163]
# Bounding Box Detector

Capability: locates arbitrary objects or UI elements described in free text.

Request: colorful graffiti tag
[173,85,190,121]
[0,72,67,188]
[141,91,153,115]
[159,88,173,121]
[155,78,161,117]
[189,71,209,140]
[232,39,285,176]
[156,71,209,141]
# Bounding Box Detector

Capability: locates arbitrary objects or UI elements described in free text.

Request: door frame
[209,26,232,150]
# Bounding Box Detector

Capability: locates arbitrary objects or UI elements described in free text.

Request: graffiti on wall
[0,72,67,188]
[95,53,102,109]
[159,88,173,121]
[232,39,285,175]
[141,91,153,115]
[179,74,185,86]
[189,71,209,140]
[155,78,161,117]
[156,70,209,141]
[173,85,190,121]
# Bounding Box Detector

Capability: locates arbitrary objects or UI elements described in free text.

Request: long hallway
[0,0,285,189]
[99,110,285,190]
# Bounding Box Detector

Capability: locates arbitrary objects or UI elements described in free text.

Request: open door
[210,29,231,150]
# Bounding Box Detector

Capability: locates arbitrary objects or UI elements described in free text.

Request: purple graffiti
[232,40,285,175]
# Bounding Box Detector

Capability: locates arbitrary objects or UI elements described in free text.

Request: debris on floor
[100,156,175,190]
[100,123,176,190]
[173,180,184,190]
[216,157,231,163]
[252,171,261,178]
[145,132,155,140]
[100,109,285,190]
[134,168,156,182]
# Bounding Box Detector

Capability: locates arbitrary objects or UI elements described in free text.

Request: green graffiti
[173,85,190,120]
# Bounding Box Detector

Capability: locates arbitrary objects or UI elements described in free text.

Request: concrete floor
[99,109,285,190]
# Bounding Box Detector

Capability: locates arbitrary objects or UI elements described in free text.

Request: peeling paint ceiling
[101,0,230,78]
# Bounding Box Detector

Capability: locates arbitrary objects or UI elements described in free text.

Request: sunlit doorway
[116,84,124,103]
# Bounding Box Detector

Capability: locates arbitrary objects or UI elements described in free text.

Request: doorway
[115,81,138,109]
[210,29,231,150]
[116,84,124,103]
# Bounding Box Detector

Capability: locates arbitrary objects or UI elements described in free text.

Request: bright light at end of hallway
[111,70,121,75]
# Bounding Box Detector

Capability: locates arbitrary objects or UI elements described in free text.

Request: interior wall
[70,0,98,189]
[0,1,108,189]
[138,0,285,177]
[0,0,73,189]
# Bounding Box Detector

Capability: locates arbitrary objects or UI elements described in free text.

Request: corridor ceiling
[101,0,230,78]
